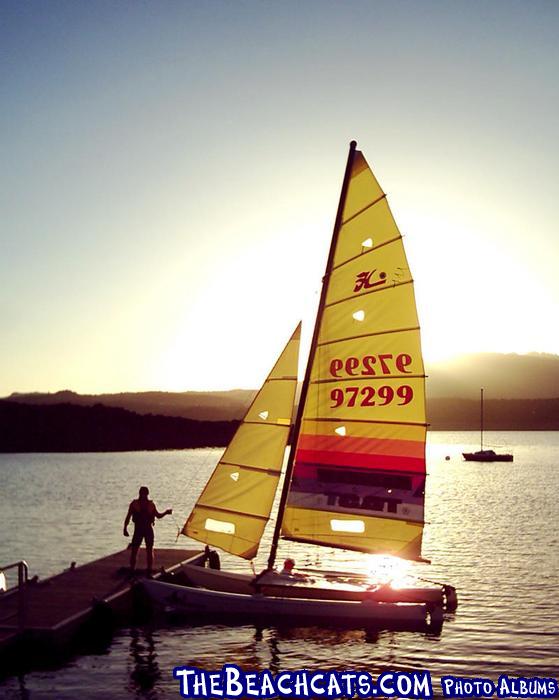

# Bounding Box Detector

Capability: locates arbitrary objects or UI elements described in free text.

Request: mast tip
[350,140,357,149]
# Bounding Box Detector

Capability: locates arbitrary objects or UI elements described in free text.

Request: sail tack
[281,148,427,561]
[183,323,301,559]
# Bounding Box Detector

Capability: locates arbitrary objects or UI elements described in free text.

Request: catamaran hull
[174,564,454,609]
[141,579,442,632]
[462,452,513,462]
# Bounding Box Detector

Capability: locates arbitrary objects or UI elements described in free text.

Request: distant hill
[1,393,559,453]
[427,397,559,430]
[427,352,559,399]
[3,354,559,447]
[4,389,256,421]
[0,400,238,452]
[5,353,559,419]
[1,396,558,454]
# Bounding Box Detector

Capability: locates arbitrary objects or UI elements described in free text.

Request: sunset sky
[2,1,558,395]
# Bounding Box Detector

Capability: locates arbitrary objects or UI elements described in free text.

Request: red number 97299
[330,385,413,408]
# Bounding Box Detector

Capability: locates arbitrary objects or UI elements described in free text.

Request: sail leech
[183,323,301,560]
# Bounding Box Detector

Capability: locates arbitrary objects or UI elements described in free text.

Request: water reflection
[262,630,281,675]
[14,675,29,700]
[1,434,558,697]
[154,620,414,673]
[127,627,161,698]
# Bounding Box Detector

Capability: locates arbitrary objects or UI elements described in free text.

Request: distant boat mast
[480,387,484,451]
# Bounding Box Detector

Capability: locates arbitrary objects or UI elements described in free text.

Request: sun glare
[366,554,411,589]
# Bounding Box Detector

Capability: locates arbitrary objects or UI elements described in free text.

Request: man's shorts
[131,525,154,548]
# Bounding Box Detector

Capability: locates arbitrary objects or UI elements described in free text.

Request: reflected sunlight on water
[0,431,558,698]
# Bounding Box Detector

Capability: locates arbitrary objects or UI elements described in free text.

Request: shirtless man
[123,486,172,575]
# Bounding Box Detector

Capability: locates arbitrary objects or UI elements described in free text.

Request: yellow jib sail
[183,323,301,559]
[281,146,427,561]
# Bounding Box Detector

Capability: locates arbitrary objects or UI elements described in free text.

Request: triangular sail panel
[183,323,301,559]
[281,149,427,561]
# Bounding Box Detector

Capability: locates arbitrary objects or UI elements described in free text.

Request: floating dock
[0,547,203,668]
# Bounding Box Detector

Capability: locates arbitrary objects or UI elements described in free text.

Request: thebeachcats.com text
[172,665,559,698]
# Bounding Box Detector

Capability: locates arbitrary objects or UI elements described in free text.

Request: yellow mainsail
[280,145,427,561]
[183,323,301,559]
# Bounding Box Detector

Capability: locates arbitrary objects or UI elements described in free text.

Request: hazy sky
[2,1,558,394]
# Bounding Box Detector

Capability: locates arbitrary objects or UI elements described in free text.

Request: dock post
[17,561,28,631]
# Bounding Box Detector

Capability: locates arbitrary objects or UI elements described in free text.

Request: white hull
[179,564,453,608]
[141,579,442,632]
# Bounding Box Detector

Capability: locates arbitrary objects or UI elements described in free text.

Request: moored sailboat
[143,141,457,629]
[462,389,513,462]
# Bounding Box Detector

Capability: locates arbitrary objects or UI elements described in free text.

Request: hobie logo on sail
[353,269,386,292]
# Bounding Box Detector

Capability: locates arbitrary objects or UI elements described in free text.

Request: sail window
[259,411,269,420]
[334,426,346,436]
[330,519,365,533]
[352,310,365,322]
[205,518,236,535]
[362,237,373,249]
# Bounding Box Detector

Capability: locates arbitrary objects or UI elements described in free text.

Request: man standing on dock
[123,486,173,576]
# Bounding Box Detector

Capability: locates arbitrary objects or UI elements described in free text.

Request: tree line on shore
[1,396,558,452]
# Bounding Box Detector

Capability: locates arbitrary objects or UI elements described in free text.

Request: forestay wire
[166,449,223,544]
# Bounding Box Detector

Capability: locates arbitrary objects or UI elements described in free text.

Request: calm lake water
[1,431,558,698]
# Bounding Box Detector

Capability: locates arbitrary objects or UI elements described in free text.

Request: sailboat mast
[480,387,484,451]
[266,140,358,571]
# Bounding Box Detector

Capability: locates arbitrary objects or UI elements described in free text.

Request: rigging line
[317,326,420,347]
[168,508,184,542]
[218,460,282,476]
[297,568,437,584]
[417,576,449,587]
[215,322,299,445]
[296,566,370,581]
[325,279,413,310]
[170,448,219,541]
[341,193,387,226]
[301,416,428,427]
[283,531,426,548]
[266,141,358,572]
[296,566,425,580]
[194,503,270,523]
[170,510,182,531]
[311,374,425,385]
[192,531,265,548]
[331,235,402,272]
